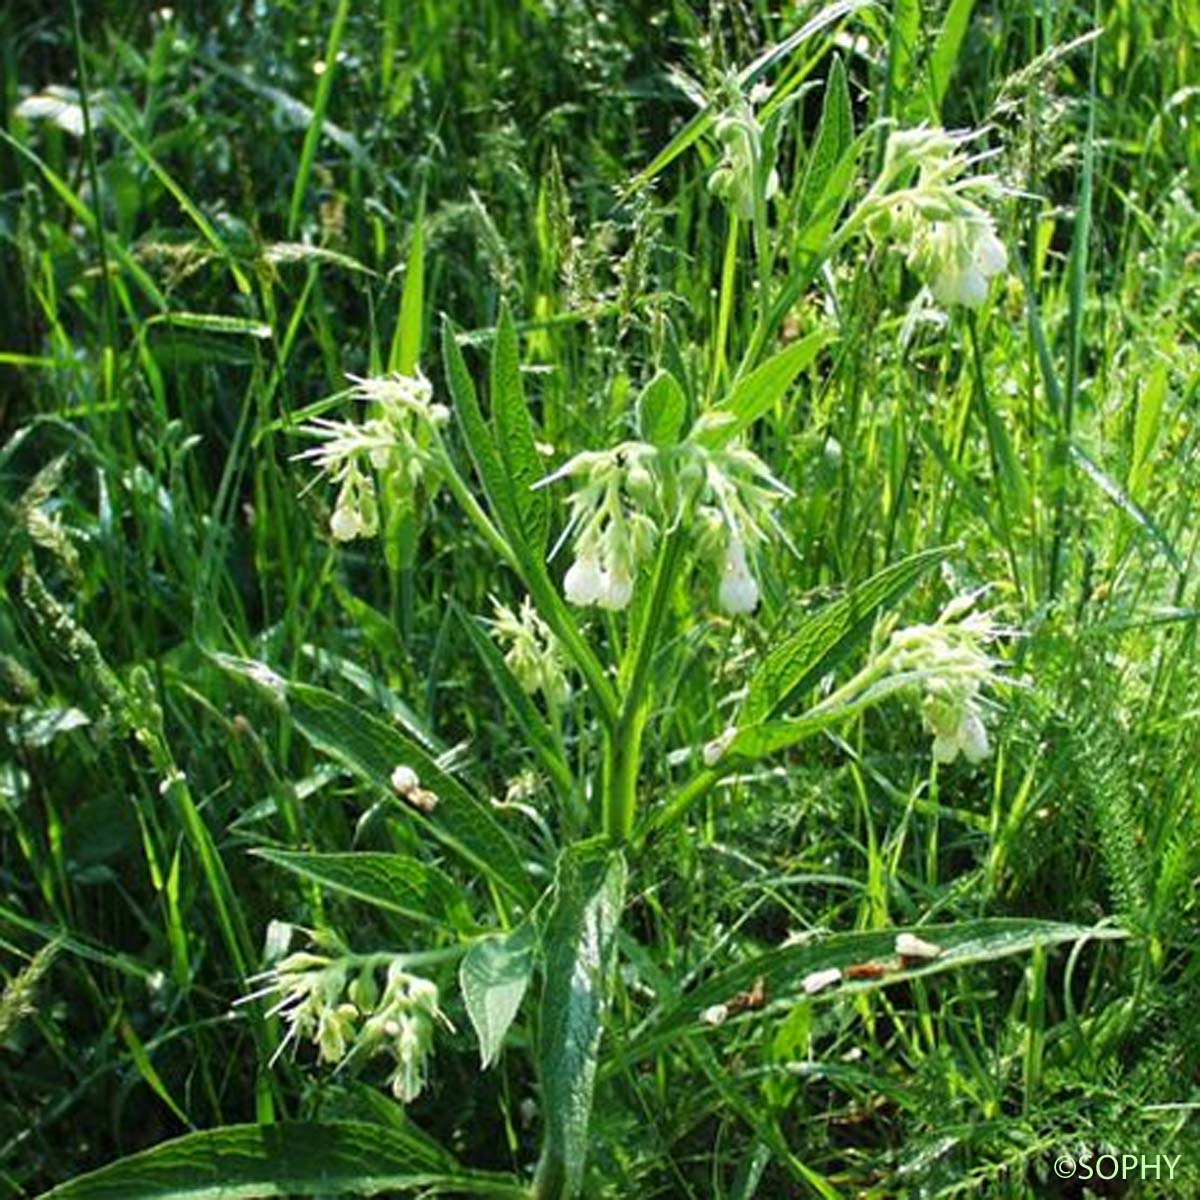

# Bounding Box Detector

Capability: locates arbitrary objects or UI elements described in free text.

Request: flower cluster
[490,596,571,707]
[887,592,1007,765]
[241,947,449,1102]
[869,126,1009,309]
[295,370,448,541]
[539,443,661,611]
[541,434,790,618]
[692,440,793,616]
[707,97,779,221]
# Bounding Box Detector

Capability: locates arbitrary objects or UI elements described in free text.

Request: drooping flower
[869,125,1010,310]
[238,944,449,1104]
[886,592,1009,767]
[718,536,760,615]
[490,596,571,707]
[294,369,446,542]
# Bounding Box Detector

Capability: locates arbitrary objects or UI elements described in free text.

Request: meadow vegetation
[1,1,1198,1196]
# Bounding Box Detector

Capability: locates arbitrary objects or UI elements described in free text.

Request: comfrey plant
[235,65,1019,1200]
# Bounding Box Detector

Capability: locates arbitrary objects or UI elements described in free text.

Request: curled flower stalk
[540,434,791,619]
[294,369,449,542]
[865,125,1010,309]
[237,942,452,1102]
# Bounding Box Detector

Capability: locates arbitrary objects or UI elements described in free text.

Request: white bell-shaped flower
[718,537,760,615]
[564,555,605,606]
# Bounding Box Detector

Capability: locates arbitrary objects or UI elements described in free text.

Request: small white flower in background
[895,933,942,961]
[490,596,571,707]
[886,591,1009,767]
[700,1003,729,1027]
[718,536,760,615]
[295,369,445,542]
[702,725,738,767]
[801,967,842,996]
[869,124,1009,310]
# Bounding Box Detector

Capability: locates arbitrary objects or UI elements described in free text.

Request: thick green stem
[603,529,687,842]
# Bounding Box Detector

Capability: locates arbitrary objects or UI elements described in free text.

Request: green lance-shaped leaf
[613,919,1128,1070]
[251,849,475,933]
[741,546,950,725]
[692,330,830,449]
[441,317,620,729]
[219,657,536,908]
[491,303,550,555]
[285,682,536,907]
[797,55,853,226]
[34,1120,528,1199]
[460,921,538,1069]
[636,370,688,447]
[389,197,424,375]
[533,841,627,1200]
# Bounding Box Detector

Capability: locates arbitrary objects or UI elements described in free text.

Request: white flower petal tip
[801,967,843,996]
[960,712,990,763]
[895,933,942,961]
[597,569,634,611]
[700,1003,729,1027]
[330,507,361,542]
[563,557,604,606]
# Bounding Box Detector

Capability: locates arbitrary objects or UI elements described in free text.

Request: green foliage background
[1,0,1198,1196]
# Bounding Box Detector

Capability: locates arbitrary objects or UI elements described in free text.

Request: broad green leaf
[534,841,627,1199]
[695,331,829,449]
[791,127,869,264]
[636,370,688,447]
[460,921,537,1069]
[1129,359,1168,503]
[389,200,424,374]
[615,919,1127,1069]
[220,657,535,908]
[453,604,573,796]
[442,321,619,727]
[285,683,537,907]
[251,849,473,932]
[741,547,949,724]
[491,304,550,555]
[797,56,852,226]
[35,1121,526,1199]
[928,0,977,116]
